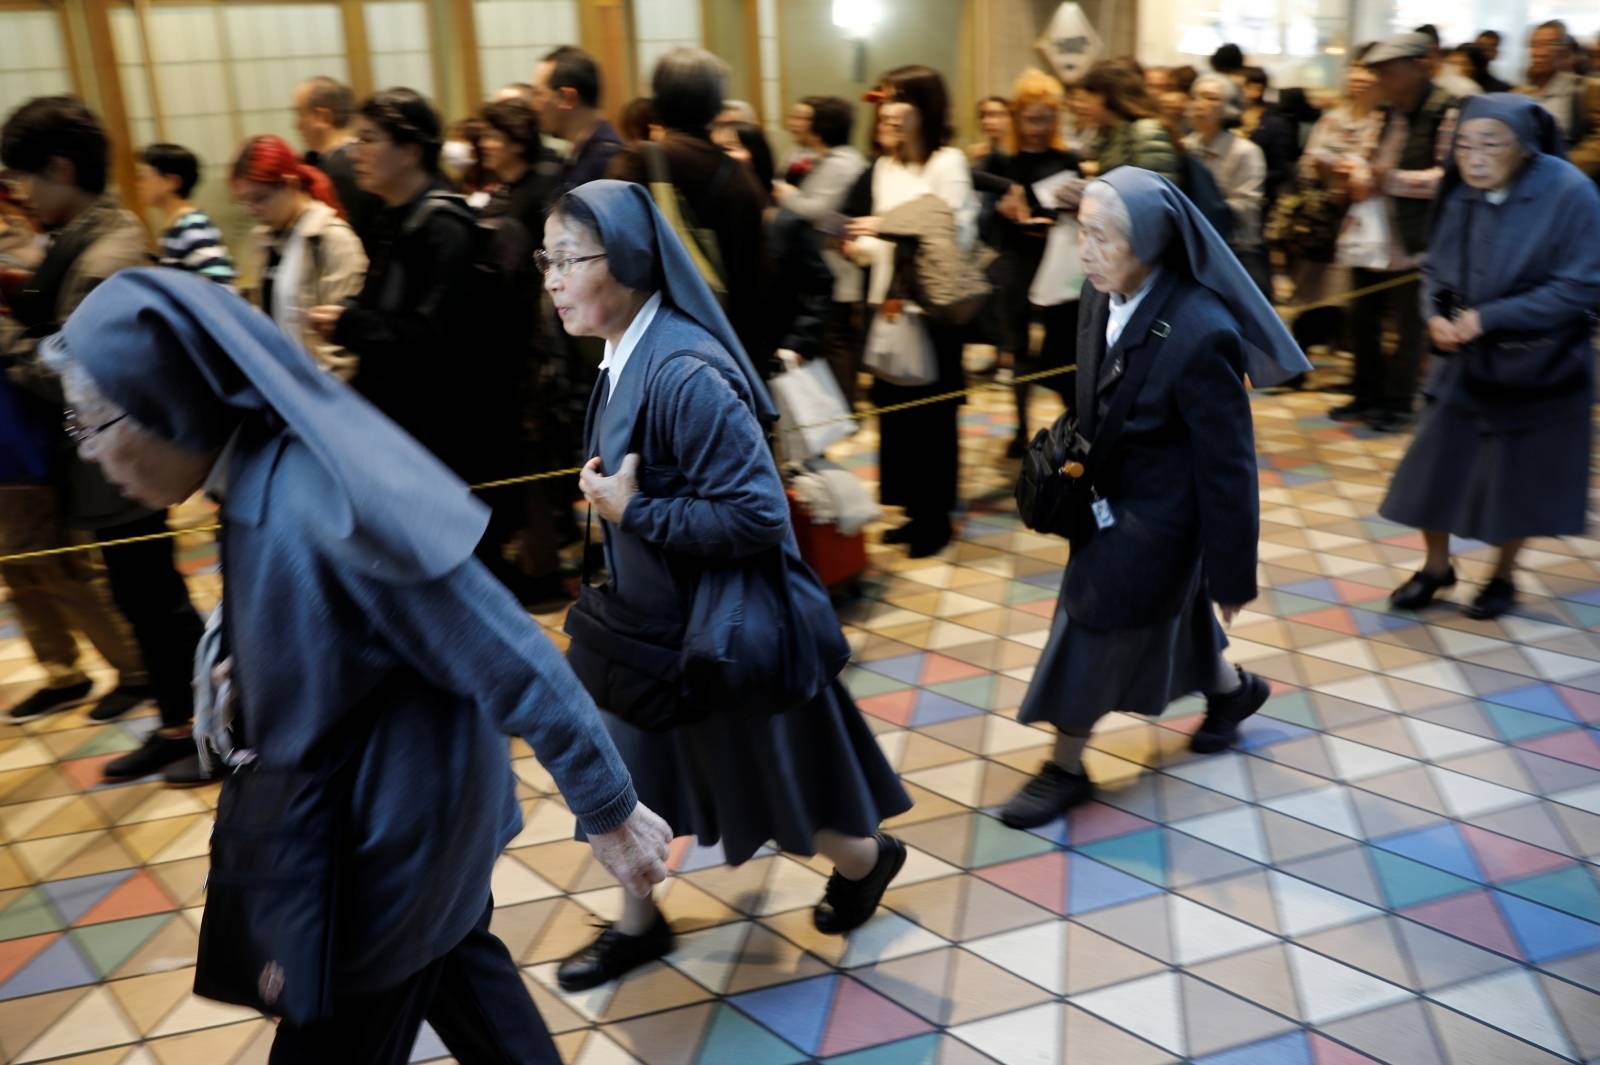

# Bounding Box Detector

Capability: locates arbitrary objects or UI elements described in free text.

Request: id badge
[1091,495,1116,530]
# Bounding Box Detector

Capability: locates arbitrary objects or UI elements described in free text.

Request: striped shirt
[159,208,237,285]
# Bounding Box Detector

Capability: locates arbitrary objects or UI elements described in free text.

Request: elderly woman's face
[1455,116,1526,191]
[1077,191,1146,296]
[1189,83,1229,131]
[542,211,640,341]
[68,402,214,509]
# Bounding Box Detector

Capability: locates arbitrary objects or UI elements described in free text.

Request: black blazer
[1063,271,1259,629]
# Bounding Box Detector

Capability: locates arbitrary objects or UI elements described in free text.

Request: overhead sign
[1037,3,1104,83]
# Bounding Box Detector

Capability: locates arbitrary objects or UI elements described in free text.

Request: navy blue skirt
[584,680,913,866]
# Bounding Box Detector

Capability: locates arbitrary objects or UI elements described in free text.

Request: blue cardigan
[218,418,636,992]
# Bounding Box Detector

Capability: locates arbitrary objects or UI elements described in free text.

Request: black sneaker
[813,833,908,935]
[88,684,154,722]
[102,733,195,783]
[556,913,674,992]
[1391,566,1456,611]
[1363,408,1415,433]
[999,763,1095,829]
[881,522,918,545]
[1328,400,1375,422]
[907,521,953,559]
[1189,669,1271,754]
[8,680,94,720]
[162,752,224,788]
[1464,577,1517,621]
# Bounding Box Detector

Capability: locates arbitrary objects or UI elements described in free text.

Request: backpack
[395,190,536,339]
[1177,153,1236,244]
[641,142,733,302]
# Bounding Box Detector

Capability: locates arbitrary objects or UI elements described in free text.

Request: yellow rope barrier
[0,272,1412,566]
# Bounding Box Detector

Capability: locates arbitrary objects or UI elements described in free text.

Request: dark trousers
[871,317,962,528]
[822,300,865,408]
[1349,269,1424,412]
[95,511,203,729]
[271,898,560,1065]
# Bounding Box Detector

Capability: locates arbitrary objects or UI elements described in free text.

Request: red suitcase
[787,488,867,594]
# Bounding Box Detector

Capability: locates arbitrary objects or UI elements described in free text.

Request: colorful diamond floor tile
[6,383,1600,1063]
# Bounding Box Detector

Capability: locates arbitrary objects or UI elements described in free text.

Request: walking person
[543,180,912,989]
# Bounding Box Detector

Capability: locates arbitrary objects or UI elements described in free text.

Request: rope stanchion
[0,268,1404,566]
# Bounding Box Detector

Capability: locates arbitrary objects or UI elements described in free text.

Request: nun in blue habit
[41,268,672,1065]
[543,180,912,991]
[1380,93,1600,621]
[1001,167,1313,830]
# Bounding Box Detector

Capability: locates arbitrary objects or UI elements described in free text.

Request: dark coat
[608,132,769,365]
[1063,271,1260,629]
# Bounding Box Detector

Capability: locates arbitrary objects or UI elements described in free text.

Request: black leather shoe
[162,752,224,788]
[8,680,94,720]
[999,763,1094,829]
[1364,408,1415,433]
[1328,400,1375,422]
[556,913,674,992]
[1391,566,1456,611]
[907,527,952,559]
[102,733,195,783]
[1006,432,1029,459]
[1190,669,1270,754]
[88,683,154,722]
[1464,577,1517,620]
[813,834,907,935]
[881,522,918,545]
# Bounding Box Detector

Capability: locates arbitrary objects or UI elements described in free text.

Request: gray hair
[1191,72,1243,122]
[720,99,758,123]
[1082,181,1134,244]
[652,47,728,132]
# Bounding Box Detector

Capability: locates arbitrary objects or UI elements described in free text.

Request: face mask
[441,140,475,175]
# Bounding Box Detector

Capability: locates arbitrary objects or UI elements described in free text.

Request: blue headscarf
[1095,168,1311,387]
[42,269,486,582]
[1436,92,1567,209]
[560,180,779,425]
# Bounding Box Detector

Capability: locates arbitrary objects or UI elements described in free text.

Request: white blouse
[871,146,978,250]
[1106,269,1162,348]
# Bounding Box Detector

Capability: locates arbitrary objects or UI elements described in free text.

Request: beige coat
[244,201,367,379]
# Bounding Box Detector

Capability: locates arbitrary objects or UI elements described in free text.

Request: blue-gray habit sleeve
[1474,183,1600,335]
[1179,328,1260,607]
[349,558,639,836]
[619,355,791,557]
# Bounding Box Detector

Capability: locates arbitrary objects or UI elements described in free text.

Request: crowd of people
[2,17,1600,1064]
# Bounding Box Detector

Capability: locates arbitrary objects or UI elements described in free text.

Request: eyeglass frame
[64,408,128,445]
[534,250,607,278]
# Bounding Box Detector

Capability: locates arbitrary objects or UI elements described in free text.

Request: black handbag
[1015,313,1167,537]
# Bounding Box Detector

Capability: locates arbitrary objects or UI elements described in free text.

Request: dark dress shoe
[1464,577,1517,620]
[103,733,196,783]
[1391,566,1456,611]
[556,913,674,992]
[881,522,918,545]
[813,833,907,935]
[89,684,155,722]
[999,763,1094,829]
[1363,408,1415,433]
[163,752,225,787]
[1328,400,1375,422]
[1006,432,1029,459]
[1190,669,1270,754]
[8,680,94,720]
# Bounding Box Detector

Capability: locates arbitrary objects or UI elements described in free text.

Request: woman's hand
[1427,315,1460,352]
[307,304,345,340]
[1452,308,1484,345]
[580,453,641,524]
[845,216,881,239]
[588,803,672,899]
[998,185,1032,223]
[1218,603,1249,627]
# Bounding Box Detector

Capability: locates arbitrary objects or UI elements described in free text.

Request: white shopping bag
[862,305,939,387]
[1334,197,1395,271]
[770,352,856,463]
[1029,215,1084,307]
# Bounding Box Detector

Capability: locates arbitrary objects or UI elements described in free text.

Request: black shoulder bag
[1015,316,1168,538]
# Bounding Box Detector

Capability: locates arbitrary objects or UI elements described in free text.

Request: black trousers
[95,511,203,729]
[270,898,560,1065]
[1349,269,1425,412]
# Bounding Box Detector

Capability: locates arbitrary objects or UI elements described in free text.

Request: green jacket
[1094,119,1182,184]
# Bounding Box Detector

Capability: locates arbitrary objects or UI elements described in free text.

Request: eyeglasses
[64,408,127,445]
[534,251,606,278]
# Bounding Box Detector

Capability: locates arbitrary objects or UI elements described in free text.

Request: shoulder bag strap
[1082,317,1170,487]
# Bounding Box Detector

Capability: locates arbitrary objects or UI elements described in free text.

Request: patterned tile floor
[3,375,1600,1064]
